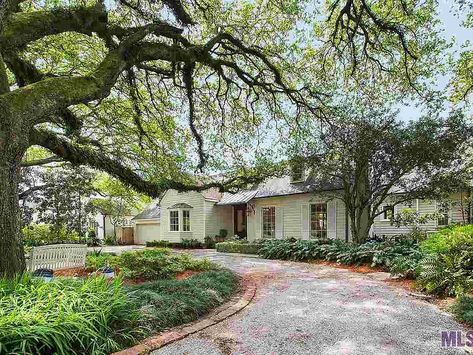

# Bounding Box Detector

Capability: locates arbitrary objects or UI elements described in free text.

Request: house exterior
[132,174,471,245]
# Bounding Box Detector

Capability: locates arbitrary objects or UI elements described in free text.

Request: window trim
[182,209,191,232]
[309,202,328,239]
[380,205,395,222]
[261,206,276,238]
[169,209,180,232]
[437,201,450,226]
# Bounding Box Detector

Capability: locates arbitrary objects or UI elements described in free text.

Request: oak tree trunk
[350,162,373,244]
[0,152,26,276]
[350,206,373,244]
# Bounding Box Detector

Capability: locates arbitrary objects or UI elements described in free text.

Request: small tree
[21,166,96,237]
[91,174,150,238]
[295,99,471,243]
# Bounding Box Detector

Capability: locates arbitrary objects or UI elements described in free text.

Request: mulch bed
[310,260,385,274]
[54,267,94,277]
[385,277,417,292]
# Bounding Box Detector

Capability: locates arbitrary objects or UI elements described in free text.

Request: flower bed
[0,249,239,354]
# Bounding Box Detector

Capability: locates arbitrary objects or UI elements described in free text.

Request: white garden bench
[27,244,88,272]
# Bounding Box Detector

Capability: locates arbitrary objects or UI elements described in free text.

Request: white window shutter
[301,204,309,240]
[255,207,262,239]
[275,207,284,239]
[327,200,337,239]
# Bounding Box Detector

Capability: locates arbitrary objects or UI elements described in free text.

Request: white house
[132,173,471,245]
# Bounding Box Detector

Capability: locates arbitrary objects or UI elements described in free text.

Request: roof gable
[132,204,161,220]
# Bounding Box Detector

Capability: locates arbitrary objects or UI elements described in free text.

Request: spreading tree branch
[18,184,54,199]
[30,128,271,197]
[21,155,63,167]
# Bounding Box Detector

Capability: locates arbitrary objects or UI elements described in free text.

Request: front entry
[233,205,247,239]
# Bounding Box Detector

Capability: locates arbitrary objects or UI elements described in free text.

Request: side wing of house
[160,190,206,242]
[373,192,470,237]
[246,193,349,242]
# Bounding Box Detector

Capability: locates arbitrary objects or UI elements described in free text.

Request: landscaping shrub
[204,236,216,248]
[146,240,170,248]
[0,274,138,355]
[86,248,215,280]
[417,225,473,296]
[22,223,80,246]
[126,270,238,333]
[180,238,203,249]
[451,295,473,327]
[216,241,261,254]
[388,253,423,278]
[86,251,120,269]
[417,251,473,296]
[259,237,422,276]
[103,234,118,246]
[146,239,204,249]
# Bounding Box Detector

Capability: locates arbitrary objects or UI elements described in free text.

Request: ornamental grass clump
[0,274,139,355]
[126,269,238,333]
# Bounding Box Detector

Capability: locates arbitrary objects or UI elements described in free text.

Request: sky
[398,0,473,121]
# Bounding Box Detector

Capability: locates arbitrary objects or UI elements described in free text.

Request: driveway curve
[153,250,466,355]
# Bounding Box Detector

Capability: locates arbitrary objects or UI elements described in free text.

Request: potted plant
[216,229,228,242]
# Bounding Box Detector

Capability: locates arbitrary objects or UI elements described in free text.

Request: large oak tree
[0,0,320,276]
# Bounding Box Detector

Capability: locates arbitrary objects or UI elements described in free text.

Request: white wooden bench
[27,244,88,271]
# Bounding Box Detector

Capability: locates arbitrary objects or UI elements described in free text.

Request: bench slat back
[28,244,87,271]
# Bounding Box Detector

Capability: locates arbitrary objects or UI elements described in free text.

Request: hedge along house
[133,172,471,245]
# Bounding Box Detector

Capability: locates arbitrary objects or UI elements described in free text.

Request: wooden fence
[27,244,88,271]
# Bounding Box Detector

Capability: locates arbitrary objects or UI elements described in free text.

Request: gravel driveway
[153,250,467,355]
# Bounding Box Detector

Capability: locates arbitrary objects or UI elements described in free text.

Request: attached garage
[131,204,161,245]
[135,222,161,244]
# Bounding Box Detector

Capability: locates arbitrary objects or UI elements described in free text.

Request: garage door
[135,223,161,244]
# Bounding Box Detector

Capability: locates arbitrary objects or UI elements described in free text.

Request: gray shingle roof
[217,175,342,205]
[254,175,342,198]
[131,204,161,220]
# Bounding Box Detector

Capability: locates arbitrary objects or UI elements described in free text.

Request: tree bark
[349,162,373,243]
[0,150,26,277]
[350,206,373,244]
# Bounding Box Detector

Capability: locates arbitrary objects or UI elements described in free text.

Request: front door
[234,205,247,239]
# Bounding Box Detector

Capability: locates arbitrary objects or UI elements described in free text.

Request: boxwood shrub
[216,241,261,254]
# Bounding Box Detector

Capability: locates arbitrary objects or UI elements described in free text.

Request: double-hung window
[310,203,327,239]
[170,210,179,231]
[262,207,276,238]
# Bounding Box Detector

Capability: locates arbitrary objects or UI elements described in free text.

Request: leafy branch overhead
[0,0,322,197]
